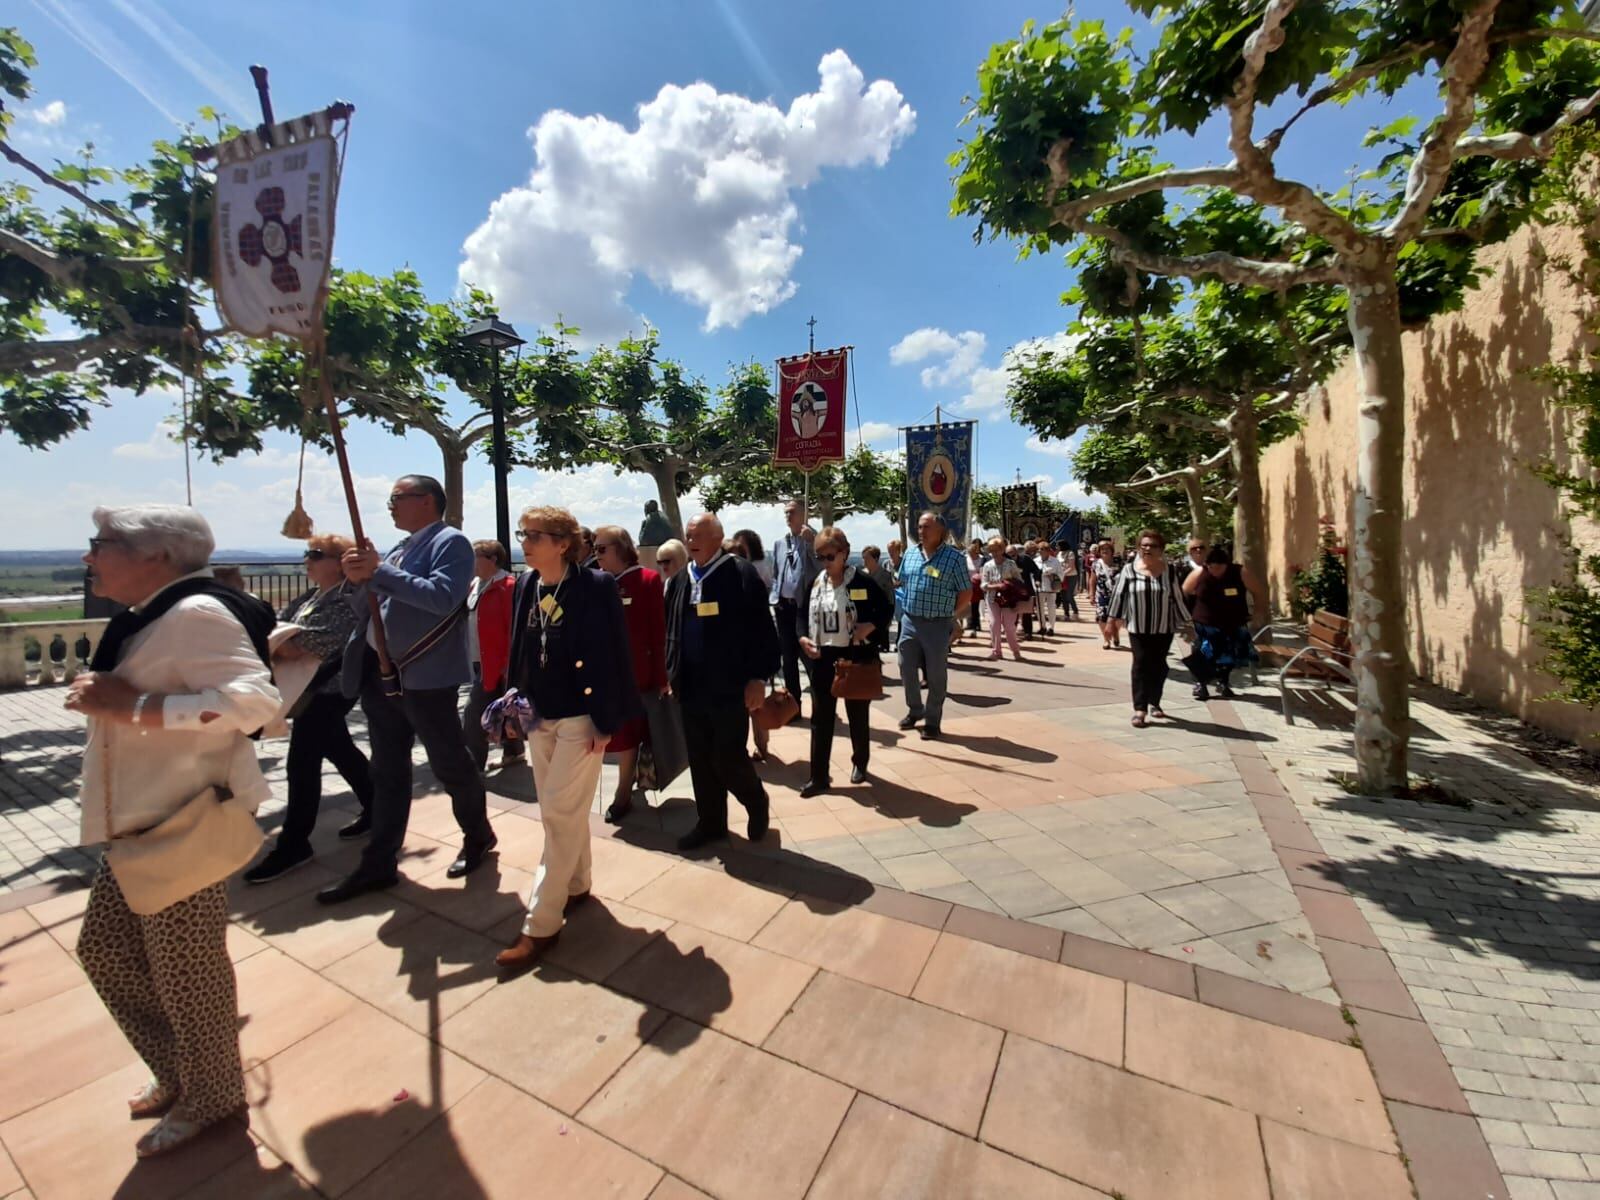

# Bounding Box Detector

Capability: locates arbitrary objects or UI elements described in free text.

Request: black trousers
[357,657,493,877]
[774,599,804,703]
[808,651,871,780]
[278,691,373,854]
[682,699,769,835]
[1129,632,1175,711]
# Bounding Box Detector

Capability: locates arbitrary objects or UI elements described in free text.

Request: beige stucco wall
[1259,218,1600,743]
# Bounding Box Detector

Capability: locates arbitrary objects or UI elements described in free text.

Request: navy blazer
[508,565,642,736]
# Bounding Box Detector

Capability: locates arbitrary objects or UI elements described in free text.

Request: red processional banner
[774,347,849,473]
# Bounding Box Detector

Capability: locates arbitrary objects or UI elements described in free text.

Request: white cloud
[112,421,181,461]
[1052,480,1095,507]
[888,328,987,388]
[460,51,915,343]
[28,100,67,127]
[857,420,899,448]
[1025,434,1079,459]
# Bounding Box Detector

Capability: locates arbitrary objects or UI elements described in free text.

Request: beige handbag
[103,734,264,916]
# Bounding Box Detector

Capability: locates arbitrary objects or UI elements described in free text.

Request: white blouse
[78,581,281,845]
[808,567,863,649]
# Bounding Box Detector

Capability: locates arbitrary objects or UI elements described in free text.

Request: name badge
[622,597,633,607]
[925,566,940,579]
[849,589,867,601]
[539,593,559,615]
[1224,587,1240,597]
[696,601,720,617]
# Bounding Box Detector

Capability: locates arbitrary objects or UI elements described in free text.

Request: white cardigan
[78,589,281,845]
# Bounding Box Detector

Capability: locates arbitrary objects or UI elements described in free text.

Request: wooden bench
[1270,610,1355,723]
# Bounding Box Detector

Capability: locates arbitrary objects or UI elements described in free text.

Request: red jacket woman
[476,573,515,692]
[463,541,518,771]
[593,526,667,823]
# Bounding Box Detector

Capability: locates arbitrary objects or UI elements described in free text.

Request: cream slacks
[522,715,605,937]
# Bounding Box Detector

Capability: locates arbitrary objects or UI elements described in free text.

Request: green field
[0,564,84,599]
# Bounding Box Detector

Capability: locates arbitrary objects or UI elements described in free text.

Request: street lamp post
[460,317,526,553]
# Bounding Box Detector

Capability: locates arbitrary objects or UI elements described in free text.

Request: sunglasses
[818,551,843,562]
[304,549,328,561]
[387,492,427,508]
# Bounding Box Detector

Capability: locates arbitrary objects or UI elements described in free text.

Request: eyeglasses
[594,542,616,553]
[516,528,557,544]
[87,535,122,553]
[387,492,427,508]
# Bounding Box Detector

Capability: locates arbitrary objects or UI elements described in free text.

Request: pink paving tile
[912,934,1124,1065]
[1318,937,1420,1019]
[171,1142,319,1198]
[0,910,81,1015]
[393,860,535,933]
[0,1133,20,1195]
[1294,887,1383,949]
[623,862,789,942]
[534,897,675,983]
[763,971,1003,1136]
[1348,1007,1470,1113]
[752,898,939,996]
[809,1093,1104,1200]
[439,966,667,1115]
[343,1076,661,1200]
[1261,1120,1412,1200]
[320,912,501,1036]
[607,921,816,1045]
[781,811,852,843]
[235,946,361,1067]
[981,1034,1270,1200]
[944,905,1062,961]
[241,885,427,972]
[0,1060,256,1200]
[246,1005,486,1197]
[0,982,137,1123]
[1124,985,1394,1152]
[648,1177,712,1200]
[579,1018,853,1200]
[1057,930,1197,999]
[1385,1100,1507,1200]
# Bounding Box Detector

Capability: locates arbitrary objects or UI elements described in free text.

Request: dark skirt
[1191,623,1257,678]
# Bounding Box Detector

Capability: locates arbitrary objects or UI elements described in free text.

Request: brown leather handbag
[753,687,800,731]
[831,659,883,701]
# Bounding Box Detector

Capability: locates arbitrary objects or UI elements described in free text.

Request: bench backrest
[1308,609,1352,657]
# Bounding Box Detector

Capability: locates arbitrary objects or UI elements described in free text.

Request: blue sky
[2,0,1422,553]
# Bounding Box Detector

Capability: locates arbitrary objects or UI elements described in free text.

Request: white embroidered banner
[212,113,339,340]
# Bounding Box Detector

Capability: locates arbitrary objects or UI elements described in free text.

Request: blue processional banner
[905,421,975,541]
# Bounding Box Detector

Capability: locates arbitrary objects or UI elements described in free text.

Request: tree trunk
[440,442,467,530]
[649,460,685,539]
[1229,404,1268,604]
[1179,467,1210,545]
[1346,269,1410,794]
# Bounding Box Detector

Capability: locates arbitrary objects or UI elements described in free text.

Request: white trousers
[1039,591,1058,632]
[521,715,605,937]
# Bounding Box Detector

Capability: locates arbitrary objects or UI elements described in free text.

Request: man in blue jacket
[319,474,496,904]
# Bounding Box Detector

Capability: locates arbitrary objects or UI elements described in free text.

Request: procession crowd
[59,475,1266,1160]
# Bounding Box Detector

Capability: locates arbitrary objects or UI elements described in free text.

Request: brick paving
[1234,682,1600,1199]
[7,613,1599,1195]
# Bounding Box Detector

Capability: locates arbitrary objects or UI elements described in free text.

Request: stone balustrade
[0,619,109,688]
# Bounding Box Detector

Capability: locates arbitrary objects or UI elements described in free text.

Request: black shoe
[1193,683,1210,702]
[898,713,922,731]
[850,764,867,785]
[316,871,398,905]
[337,814,372,840]
[677,825,729,852]
[920,725,941,741]
[243,843,313,885]
[564,891,591,915]
[1217,681,1235,698]
[799,779,830,799]
[446,837,498,879]
[747,805,770,843]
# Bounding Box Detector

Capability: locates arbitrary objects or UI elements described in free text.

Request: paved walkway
[3,612,1598,1196]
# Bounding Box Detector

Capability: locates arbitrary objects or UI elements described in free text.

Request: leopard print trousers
[77,859,246,1123]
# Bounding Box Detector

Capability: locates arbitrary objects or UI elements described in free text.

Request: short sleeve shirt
[897,543,970,620]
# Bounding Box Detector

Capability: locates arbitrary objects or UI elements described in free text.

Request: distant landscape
[0,550,305,622]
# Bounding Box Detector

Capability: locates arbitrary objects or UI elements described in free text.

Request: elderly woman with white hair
[67,505,279,1159]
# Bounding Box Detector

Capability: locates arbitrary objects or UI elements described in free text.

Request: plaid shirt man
[896,541,970,620]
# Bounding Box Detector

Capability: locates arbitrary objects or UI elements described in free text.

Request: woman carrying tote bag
[798,527,891,797]
[68,505,281,1159]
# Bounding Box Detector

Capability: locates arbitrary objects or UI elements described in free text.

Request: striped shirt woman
[1107,529,1189,726]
